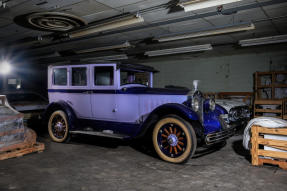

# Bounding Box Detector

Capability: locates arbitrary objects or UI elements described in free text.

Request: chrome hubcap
[51,114,67,139]
[167,134,178,147]
[55,122,64,131]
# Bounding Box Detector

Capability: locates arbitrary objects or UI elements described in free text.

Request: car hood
[215,99,247,112]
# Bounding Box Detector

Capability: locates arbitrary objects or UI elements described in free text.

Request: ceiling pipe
[145,44,213,57]
[69,15,144,39]
[156,22,255,42]
[75,41,132,54]
[239,34,287,47]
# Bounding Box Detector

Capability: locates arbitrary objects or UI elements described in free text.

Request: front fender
[136,103,200,138]
[151,103,199,121]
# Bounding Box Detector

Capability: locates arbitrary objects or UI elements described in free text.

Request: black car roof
[49,61,158,73]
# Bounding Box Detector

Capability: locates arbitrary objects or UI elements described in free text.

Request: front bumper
[205,127,235,145]
[204,114,237,145]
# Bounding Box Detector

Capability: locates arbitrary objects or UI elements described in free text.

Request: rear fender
[43,101,78,130]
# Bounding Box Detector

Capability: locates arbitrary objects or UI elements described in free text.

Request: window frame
[91,64,117,89]
[52,66,68,87]
[70,65,89,88]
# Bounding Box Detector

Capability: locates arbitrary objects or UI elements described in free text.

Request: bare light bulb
[0,61,12,75]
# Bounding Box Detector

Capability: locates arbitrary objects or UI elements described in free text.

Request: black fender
[43,101,78,131]
[136,103,205,142]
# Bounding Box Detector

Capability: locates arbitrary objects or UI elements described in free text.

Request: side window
[94,66,114,86]
[53,68,67,86]
[72,67,87,86]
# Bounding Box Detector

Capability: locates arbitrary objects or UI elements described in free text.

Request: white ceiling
[0,0,286,63]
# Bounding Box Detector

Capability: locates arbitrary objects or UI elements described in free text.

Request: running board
[69,130,127,139]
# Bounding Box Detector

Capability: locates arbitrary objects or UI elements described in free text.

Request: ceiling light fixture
[76,41,132,54]
[179,0,242,12]
[70,15,144,39]
[157,22,255,42]
[0,1,7,8]
[0,61,12,75]
[145,44,212,57]
[82,54,128,61]
[239,34,287,47]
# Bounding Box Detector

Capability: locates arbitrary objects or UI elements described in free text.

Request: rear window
[72,67,87,86]
[53,68,67,86]
[94,66,114,86]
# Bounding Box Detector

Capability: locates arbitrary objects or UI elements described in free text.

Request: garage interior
[0,0,287,190]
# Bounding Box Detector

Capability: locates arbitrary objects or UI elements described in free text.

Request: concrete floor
[0,134,286,191]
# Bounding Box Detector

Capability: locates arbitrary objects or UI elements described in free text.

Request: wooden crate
[254,99,283,119]
[217,92,253,107]
[251,125,287,170]
[255,71,287,100]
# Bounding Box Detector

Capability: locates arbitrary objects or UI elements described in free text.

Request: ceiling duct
[145,44,212,57]
[157,22,255,42]
[179,0,242,12]
[69,15,144,39]
[239,34,287,47]
[14,12,87,32]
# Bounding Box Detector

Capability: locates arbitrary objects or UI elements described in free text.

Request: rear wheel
[48,110,69,143]
[152,115,197,163]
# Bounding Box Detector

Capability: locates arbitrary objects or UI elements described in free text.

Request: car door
[90,64,117,121]
[67,65,93,118]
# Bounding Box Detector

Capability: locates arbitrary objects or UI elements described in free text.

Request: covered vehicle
[0,95,37,153]
[3,91,48,124]
[45,62,250,163]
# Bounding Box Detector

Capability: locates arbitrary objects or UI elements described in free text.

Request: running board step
[69,130,127,139]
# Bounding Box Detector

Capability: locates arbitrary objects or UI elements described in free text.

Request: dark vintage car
[2,91,48,125]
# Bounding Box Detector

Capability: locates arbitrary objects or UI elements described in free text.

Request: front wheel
[48,110,70,143]
[152,115,197,163]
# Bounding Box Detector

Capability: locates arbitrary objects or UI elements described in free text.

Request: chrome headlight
[228,106,250,121]
[192,98,200,112]
[209,98,216,111]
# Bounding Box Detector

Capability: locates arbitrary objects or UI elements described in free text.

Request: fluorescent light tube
[145,44,212,57]
[76,41,131,54]
[70,15,144,39]
[157,22,255,42]
[179,0,242,12]
[82,54,128,61]
[239,34,287,47]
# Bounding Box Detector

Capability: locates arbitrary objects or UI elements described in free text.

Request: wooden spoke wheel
[48,110,69,143]
[153,115,197,163]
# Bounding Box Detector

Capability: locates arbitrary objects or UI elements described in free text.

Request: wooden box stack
[251,125,287,170]
[254,71,287,119]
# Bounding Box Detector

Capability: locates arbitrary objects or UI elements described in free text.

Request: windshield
[120,70,150,86]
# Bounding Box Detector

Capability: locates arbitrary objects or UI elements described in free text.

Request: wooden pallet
[254,99,283,119]
[0,142,45,160]
[251,125,287,170]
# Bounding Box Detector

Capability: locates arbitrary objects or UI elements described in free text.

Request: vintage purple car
[45,62,250,163]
